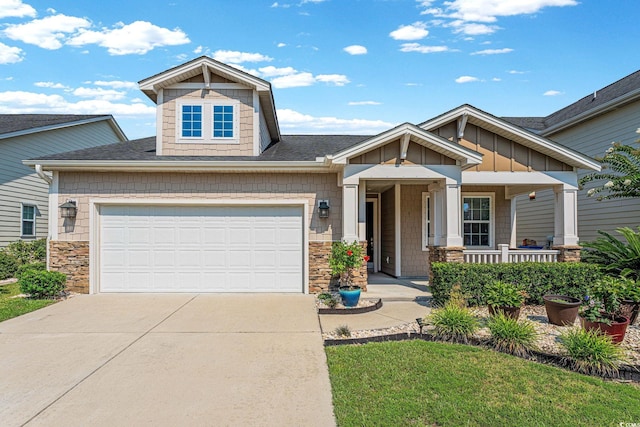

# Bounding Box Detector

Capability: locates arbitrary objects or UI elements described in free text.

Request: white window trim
[421,192,430,251]
[21,203,36,237]
[176,101,240,144]
[461,192,495,249]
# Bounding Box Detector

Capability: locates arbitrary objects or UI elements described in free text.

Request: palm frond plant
[581,227,640,280]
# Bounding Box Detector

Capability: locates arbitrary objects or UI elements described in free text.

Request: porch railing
[463,244,558,264]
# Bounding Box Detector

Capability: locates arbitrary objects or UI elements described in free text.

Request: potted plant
[543,294,581,326]
[580,277,630,344]
[619,277,640,325]
[484,281,527,320]
[328,240,368,307]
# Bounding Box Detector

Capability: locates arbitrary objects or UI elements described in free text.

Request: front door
[365,200,377,272]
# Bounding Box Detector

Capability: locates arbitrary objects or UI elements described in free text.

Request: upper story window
[21,204,36,237]
[178,102,239,144]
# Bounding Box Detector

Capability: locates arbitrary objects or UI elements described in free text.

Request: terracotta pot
[581,314,630,344]
[619,299,640,325]
[488,305,521,320]
[543,295,581,326]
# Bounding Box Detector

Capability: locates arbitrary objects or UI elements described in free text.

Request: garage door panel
[100,205,303,293]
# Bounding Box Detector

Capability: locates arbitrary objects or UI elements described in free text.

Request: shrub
[559,328,625,376]
[3,239,47,265]
[581,227,640,280]
[19,270,66,299]
[318,292,338,308]
[484,281,527,308]
[430,262,602,306]
[328,241,367,289]
[15,262,47,279]
[0,252,18,280]
[487,313,538,357]
[428,302,479,344]
[335,325,351,337]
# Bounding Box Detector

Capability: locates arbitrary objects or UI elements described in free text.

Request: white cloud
[316,74,350,86]
[258,66,297,78]
[271,2,291,7]
[212,50,272,64]
[348,101,381,106]
[0,0,36,18]
[271,72,316,88]
[277,108,394,134]
[399,43,449,53]
[344,45,367,55]
[92,80,137,90]
[277,42,286,48]
[73,87,126,101]
[405,83,422,86]
[422,0,578,23]
[0,90,155,116]
[389,22,429,40]
[492,77,501,81]
[471,48,513,55]
[3,14,92,50]
[34,81,68,89]
[544,90,562,96]
[67,21,189,55]
[193,45,203,54]
[0,42,24,63]
[450,21,499,35]
[455,75,479,83]
[508,69,526,74]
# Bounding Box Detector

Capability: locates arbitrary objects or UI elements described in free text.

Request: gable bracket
[400,133,410,161]
[202,64,211,89]
[457,113,468,140]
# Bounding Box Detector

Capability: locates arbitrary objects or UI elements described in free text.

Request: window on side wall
[462,195,493,247]
[21,204,36,237]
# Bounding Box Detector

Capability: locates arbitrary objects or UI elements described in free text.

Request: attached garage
[98,204,304,293]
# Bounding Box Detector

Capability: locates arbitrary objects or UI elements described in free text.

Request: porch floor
[364,272,430,302]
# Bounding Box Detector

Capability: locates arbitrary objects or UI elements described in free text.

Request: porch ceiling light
[529,191,536,200]
[59,200,77,219]
[318,200,330,218]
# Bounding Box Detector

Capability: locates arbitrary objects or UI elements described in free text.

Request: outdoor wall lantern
[318,200,330,218]
[59,200,77,219]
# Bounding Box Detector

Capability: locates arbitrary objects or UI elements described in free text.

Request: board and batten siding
[0,120,123,247]
[515,101,640,244]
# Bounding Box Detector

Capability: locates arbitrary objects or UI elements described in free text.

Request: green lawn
[0,282,56,322]
[326,340,640,427]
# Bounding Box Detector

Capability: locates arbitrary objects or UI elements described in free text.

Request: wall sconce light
[59,200,77,219]
[529,192,536,200]
[318,200,330,218]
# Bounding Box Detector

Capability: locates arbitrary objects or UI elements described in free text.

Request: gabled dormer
[139,56,280,156]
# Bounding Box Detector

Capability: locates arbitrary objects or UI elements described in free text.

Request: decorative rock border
[324,331,640,383]
[318,299,383,315]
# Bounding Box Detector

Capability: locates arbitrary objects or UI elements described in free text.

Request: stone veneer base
[308,241,368,293]
[49,240,90,294]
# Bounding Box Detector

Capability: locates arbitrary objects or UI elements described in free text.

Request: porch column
[358,180,366,241]
[428,183,444,246]
[443,180,463,247]
[510,197,517,248]
[342,183,359,242]
[553,185,579,246]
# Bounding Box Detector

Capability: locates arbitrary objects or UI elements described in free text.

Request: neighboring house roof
[138,56,280,142]
[0,114,128,141]
[503,69,640,136]
[420,104,600,171]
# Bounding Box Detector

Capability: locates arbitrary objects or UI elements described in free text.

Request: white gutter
[35,164,53,184]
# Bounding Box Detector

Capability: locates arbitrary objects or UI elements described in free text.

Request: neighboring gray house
[0,115,127,247]
[505,70,640,244]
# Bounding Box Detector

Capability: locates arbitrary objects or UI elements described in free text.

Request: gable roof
[0,114,127,141]
[503,69,640,136]
[420,104,600,171]
[139,56,280,142]
[330,122,483,168]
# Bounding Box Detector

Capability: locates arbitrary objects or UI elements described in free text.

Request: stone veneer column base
[308,241,368,293]
[49,240,90,293]
[427,246,465,280]
[552,245,581,262]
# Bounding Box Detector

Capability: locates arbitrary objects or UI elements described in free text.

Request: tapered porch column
[510,197,517,248]
[443,180,463,247]
[342,183,359,242]
[553,185,579,246]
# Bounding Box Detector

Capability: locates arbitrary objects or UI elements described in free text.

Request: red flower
[363,255,370,261]
[346,250,353,256]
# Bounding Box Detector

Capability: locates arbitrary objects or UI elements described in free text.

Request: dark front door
[366,202,374,262]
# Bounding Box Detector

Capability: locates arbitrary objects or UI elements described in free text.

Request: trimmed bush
[19,270,66,299]
[559,328,625,376]
[487,313,538,357]
[16,262,47,279]
[4,239,47,265]
[430,262,602,306]
[0,252,18,280]
[428,302,479,344]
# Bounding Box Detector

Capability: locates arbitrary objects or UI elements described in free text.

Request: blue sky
[0,0,638,140]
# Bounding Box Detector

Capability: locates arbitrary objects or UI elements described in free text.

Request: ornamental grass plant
[487,313,538,357]
[559,328,626,376]
[428,288,478,344]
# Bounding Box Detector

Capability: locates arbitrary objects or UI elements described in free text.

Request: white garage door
[99,205,303,293]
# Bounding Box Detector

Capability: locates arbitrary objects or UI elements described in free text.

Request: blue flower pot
[339,288,361,307]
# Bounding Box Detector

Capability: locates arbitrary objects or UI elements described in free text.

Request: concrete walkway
[0,294,335,427]
[319,273,432,333]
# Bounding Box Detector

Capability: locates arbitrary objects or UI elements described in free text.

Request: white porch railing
[464,244,559,264]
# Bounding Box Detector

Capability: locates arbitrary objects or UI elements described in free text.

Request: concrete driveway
[0,294,335,427]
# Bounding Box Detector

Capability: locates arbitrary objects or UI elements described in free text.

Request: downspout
[35,164,53,184]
